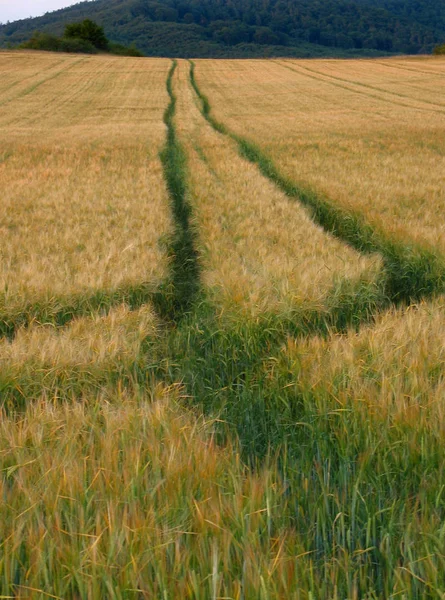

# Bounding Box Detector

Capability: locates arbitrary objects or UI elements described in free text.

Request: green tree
[434,43,445,54]
[64,19,109,50]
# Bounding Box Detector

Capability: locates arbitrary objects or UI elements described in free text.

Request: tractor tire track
[373,60,445,79]
[154,60,202,321]
[0,60,178,340]
[0,57,87,111]
[177,59,385,329]
[279,60,445,110]
[189,60,445,306]
[0,56,68,97]
[275,60,445,116]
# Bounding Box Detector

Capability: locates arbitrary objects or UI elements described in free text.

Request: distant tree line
[108,0,443,53]
[19,19,143,56]
[1,0,444,57]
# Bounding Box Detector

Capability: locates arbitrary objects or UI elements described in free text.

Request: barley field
[1,51,445,598]
[195,57,445,256]
[0,52,172,308]
[175,61,380,317]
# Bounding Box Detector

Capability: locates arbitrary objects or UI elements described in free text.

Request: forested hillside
[352,0,445,33]
[1,0,444,57]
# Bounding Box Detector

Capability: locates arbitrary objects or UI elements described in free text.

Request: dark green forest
[18,18,143,55]
[1,0,444,57]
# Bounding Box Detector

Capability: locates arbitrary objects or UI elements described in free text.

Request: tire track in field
[275,60,445,116]
[178,60,384,329]
[0,60,200,408]
[155,60,202,321]
[189,60,445,306]
[0,60,200,340]
[280,61,445,111]
[0,57,68,97]
[373,60,445,79]
[4,57,117,128]
[0,61,177,340]
[1,57,439,345]
[0,57,87,110]
[0,282,158,341]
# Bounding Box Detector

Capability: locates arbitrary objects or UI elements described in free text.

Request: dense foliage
[64,18,109,50]
[19,32,98,54]
[1,0,444,58]
[19,18,143,56]
[353,0,445,33]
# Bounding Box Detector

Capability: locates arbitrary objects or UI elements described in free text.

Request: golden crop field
[1,51,445,598]
[195,57,445,255]
[0,395,301,598]
[0,304,159,405]
[0,52,172,307]
[282,297,445,417]
[175,60,380,316]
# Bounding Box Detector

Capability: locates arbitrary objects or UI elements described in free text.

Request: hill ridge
[1,0,444,57]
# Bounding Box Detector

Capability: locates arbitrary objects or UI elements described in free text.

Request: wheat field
[0,52,172,307]
[175,60,381,317]
[195,57,445,256]
[1,51,445,598]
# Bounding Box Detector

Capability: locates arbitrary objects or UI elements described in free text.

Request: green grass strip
[0,360,152,412]
[0,282,157,341]
[189,61,445,305]
[156,60,201,321]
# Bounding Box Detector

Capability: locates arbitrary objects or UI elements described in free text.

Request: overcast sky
[0,1,82,24]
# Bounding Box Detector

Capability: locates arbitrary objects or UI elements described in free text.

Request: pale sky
[0,1,83,24]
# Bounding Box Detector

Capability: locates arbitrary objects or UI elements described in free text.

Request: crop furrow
[0,57,87,109]
[156,60,201,321]
[0,57,68,97]
[189,61,445,305]
[0,282,158,341]
[277,60,445,113]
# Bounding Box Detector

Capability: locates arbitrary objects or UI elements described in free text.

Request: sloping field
[175,60,381,316]
[2,52,445,598]
[0,52,172,309]
[194,57,445,257]
[0,52,69,105]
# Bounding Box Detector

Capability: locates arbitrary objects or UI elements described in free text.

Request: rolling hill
[0,0,444,58]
